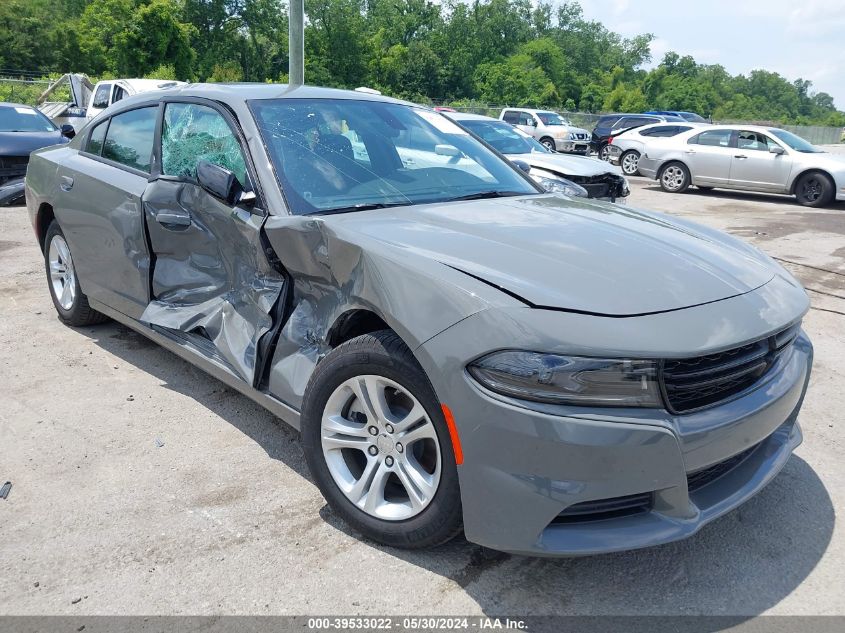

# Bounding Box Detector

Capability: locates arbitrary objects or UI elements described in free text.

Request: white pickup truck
[86,78,186,119]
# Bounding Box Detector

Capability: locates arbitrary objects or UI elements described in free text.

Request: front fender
[262,214,521,409]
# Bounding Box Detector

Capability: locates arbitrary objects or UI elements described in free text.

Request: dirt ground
[1,170,843,618]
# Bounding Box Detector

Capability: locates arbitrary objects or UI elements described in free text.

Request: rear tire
[43,221,109,327]
[620,150,640,176]
[795,172,834,207]
[301,330,463,549]
[598,143,611,161]
[659,162,691,193]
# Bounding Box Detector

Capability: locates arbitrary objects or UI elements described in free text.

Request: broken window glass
[161,103,248,186]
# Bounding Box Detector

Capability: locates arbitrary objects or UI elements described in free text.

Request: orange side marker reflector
[441,403,463,465]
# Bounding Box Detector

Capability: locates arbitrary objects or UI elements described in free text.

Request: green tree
[115,0,197,79]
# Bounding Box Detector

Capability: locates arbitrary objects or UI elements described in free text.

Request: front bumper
[0,177,25,206]
[417,302,812,556]
[554,139,590,154]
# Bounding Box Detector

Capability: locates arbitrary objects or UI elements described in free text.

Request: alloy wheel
[320,375,442,521]
[661,165,686,191]
[621,152,640,175]
[48,235,77,310]
[799,177,823,203]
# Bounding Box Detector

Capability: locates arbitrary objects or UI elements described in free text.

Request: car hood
[508,152,622,178]
[329,195,776,316]
[0,130,66,155]
[802,151,845,170]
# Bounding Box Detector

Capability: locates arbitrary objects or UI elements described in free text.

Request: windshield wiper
[444,190,529,202]
[308,201,411,216]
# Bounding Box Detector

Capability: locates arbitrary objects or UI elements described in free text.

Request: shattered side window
[161,103,248,186]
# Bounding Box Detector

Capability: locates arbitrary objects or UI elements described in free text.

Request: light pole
[289,0,305,86]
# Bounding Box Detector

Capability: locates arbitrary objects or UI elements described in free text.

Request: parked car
[645,110,709,123]
[500,108,590,154]
[26,84,813,556]
[0,102,74,206]
[448,111,628,201]
[591,112,685,160]
[636,124,845,207]
[607,122,708,176]
[86,78,185,120]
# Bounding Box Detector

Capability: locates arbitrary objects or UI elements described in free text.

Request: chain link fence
[3,76,843,144]
[0,77,55,105]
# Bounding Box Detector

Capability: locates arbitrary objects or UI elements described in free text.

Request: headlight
[468,351,661,407]
[535,176,589,197]
[568,132,576,140]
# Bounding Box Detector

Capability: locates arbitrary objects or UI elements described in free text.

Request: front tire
[795,172,834,207]
[44,221,108,327]
[301,330,462,549]
[620,150,640,175]
[659,162,691,193]
[539,137,556,152]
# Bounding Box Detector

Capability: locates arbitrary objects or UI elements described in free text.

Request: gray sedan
[637,124,845,206]
[25,84,813,556]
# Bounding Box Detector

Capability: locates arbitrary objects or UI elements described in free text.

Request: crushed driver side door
[140,99,285,385]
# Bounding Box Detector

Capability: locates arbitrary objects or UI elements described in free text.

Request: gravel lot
[1,171,843,618]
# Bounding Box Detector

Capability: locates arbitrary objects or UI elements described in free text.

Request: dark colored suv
[591,113,684,160]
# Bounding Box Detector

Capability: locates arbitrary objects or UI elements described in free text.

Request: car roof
[502,107,558,114]
[687,124,784,134]
[628,121,709,131]
[106,82,416,111]
[0,102,38,109]
[445,111,498,122]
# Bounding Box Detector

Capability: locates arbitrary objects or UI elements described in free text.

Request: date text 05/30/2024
[307,617,528,630]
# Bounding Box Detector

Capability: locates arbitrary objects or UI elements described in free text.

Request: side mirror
[196,160,252,206]
[434,144,461,157]
[511,159,531,174]
[769,145,785,155]
[60,124,75,139]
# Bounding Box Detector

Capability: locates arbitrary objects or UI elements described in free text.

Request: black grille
[661,323,800,414]
[0,156,28,169]
[568,173,627,199]
[553,492,652,524]
[0,155,28,182]
[687,442,760,492]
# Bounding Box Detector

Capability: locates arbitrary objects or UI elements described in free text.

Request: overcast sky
[574,0,845,110]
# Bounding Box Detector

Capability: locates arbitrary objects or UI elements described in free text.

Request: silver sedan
[636,124,845,207]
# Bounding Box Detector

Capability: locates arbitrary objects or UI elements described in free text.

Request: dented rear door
[140,99,285,384]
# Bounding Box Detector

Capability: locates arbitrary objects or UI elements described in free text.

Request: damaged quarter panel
[262,214,519,409]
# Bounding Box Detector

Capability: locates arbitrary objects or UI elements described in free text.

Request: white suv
[500,108,590,154]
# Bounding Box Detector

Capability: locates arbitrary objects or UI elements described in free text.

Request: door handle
[734,154,748,159]
[60,176,74,192]
[154,210,192,228]
[685,150,696,154]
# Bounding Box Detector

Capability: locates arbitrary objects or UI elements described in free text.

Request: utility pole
[289,0,305,86]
